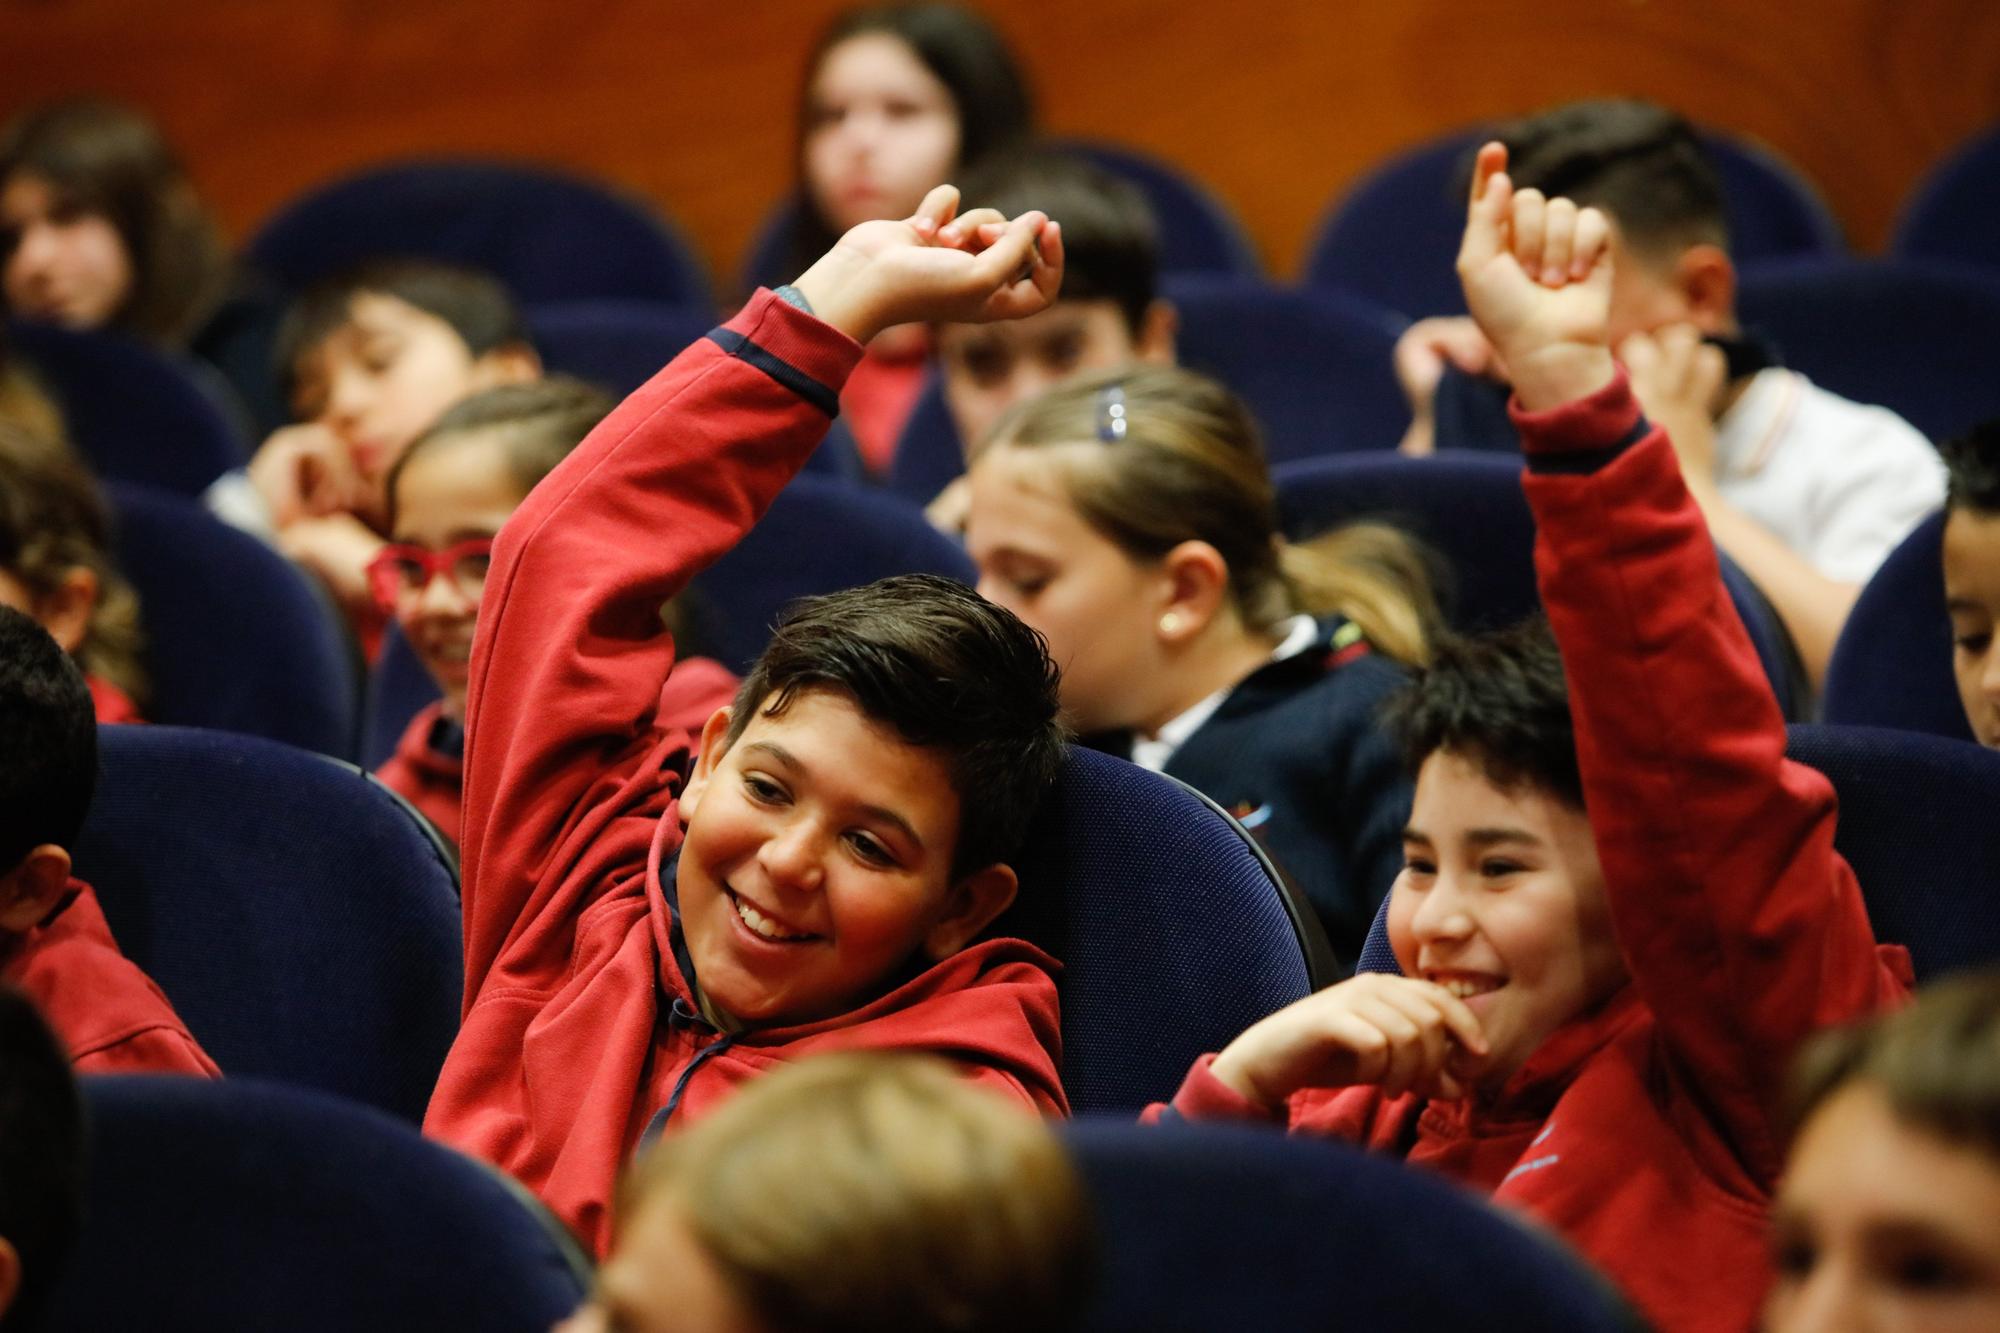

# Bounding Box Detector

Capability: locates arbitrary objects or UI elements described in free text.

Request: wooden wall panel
[3,0,1996,290]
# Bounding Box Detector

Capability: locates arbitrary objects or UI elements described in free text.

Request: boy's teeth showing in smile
[1430,973,1504,1001]
[729,890,816,943]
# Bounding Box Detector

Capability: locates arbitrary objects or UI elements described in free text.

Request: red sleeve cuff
[1166,1052,1285,1123]
[725,289,868,395]
[1506,366,1645,457]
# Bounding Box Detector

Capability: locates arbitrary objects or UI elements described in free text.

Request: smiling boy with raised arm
[1149,145,1910,1331]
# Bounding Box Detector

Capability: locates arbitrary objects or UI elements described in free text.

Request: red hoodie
[1,877,218,1076]
[1152,373,1909,1333]
[376,659,740,850]
[422,292,1067,1257]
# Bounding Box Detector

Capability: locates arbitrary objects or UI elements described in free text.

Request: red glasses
[367,537,495,612]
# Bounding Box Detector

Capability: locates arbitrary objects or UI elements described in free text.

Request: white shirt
[1713,369,1945,585]
[1129,614,1321,773]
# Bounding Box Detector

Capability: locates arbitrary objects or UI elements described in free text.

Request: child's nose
[1981,646,2000,701]
[1411,878,1476,940]
[757,820,826,894]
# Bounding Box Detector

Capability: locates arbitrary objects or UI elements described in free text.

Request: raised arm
[457,190,1064,998]
[1459,145,1902,1180]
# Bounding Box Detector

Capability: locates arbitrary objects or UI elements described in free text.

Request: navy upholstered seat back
[1822,512,1971,741]
[1737,257,2000,442]
[1359,725,2000,983]
[1893,123,2000,273]
[361,625,443,771]
[106,483,357,756]
[1060,138,1262,276]
[11,320,246,496]
[71,726,463,1121]
[1307,127,1842,318]
[994,748,1320,1115]
[1065,1119,1639,1331]
[246,158,711,307]
[688,476,975,674]
[46,1077,585,1332]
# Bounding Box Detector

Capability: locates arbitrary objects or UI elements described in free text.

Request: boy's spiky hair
[724,575,1068,878]
[0,605,97,872]
[1942,420,2000,516]
[1381,615,1583,808]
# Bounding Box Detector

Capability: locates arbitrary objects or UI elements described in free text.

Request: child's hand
[1619,324,1728,492]
[1457,142,1619,412]
[1208,973,1490,1111]
[249,423,363,528]
[278,512,385,616]
[792,184,1063,345]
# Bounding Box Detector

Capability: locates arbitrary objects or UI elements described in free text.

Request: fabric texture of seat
[361,624,442,771]
[71,725,463,1121]
[245,158,712,307]
[11,320,247,496]
[1064,1118,1641,1332]
[1893,122,2000,272]
[993,748,1318,1116]
[1359,724,2000,983]
[1305,127,1842,318]
[45,1076,586,1333]
[1736,256,2000,442]
[686,475,976,674]
[106,482,357,756]
[1059,138,1263,276]
[1822,512,1972,741]
[528,301,864,479]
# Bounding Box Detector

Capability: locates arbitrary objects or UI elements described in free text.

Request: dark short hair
[1480,98,1728,261]
[1942,420,2000,516]
[386,376,614,526]
[724,575,1066,878]
[1789,969,2000,1160]
[273,259,528,407]
[0,606,96,872]
[0,987,85,1332]
[1381,616,1582,808]
[0,98,230,345]
[958,149,1159,333]
[789,3,1035,271]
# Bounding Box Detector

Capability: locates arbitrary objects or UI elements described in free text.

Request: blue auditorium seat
[246,158,713,308]
[71,725,463,1122]
[361,624,441,771]
[1065,1119,1638,1332]
[1736,256,2000,443]
[1306,126,1843,318]
[46,1077,586,1332]
[1822,512,1972,741]
[1358,724,2000,983]
[1892,122,2000,273]
[688,476,976,674]
[527,300,864,479]
[10,320,247,496]
[105,482,357,756]
[995,748,1324,1115]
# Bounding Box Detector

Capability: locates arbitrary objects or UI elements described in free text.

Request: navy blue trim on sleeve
[1523,413,1654,476]
[706,328,841,417]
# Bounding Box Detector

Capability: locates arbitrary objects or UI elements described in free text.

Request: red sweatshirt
[376,658,740,850]
[1,877,218,1076]
[422,292,1067,1256]
[86,674,143,725]
[1154,373,1909,1333]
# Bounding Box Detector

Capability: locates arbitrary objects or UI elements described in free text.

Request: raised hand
[1208,973,1490,1110]
[1457,142,1619,412]
[793,184,1063,345]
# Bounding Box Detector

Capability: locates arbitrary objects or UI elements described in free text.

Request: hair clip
[1096,384,1129,443]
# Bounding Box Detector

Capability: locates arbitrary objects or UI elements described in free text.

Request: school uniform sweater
[422,292,1068,1257]
[1097,617,1411,976]
[1153,371,1910,1333]
[0,877,218,1076]
[376,657,741,851]
[86,674,143,725]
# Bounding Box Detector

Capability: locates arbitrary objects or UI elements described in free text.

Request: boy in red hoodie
[0,606,215,1076]
[1149,144,1909,1331]
[423,187,1070,1256]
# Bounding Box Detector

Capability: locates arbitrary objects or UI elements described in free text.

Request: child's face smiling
[675,687,1010,1028]
[1389,750,1627,1089]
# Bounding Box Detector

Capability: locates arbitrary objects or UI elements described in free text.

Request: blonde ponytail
[1277,522,1440,667]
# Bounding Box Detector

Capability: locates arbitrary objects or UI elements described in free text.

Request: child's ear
[1155,540,1231,644]
[34,566,98,657]
[471,341,543,391]
[1674,245,1737,336]
[1136,298,1178,365]
[922,863,1019,960]
[0,845,74,933]
[678,706,736,822]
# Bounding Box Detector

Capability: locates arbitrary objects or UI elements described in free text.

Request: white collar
[1128,614,1320,772]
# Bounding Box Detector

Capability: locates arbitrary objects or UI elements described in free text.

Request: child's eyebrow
[740,741,926,852]
[1464,827,1543,850]
[1945,595,1990,614]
